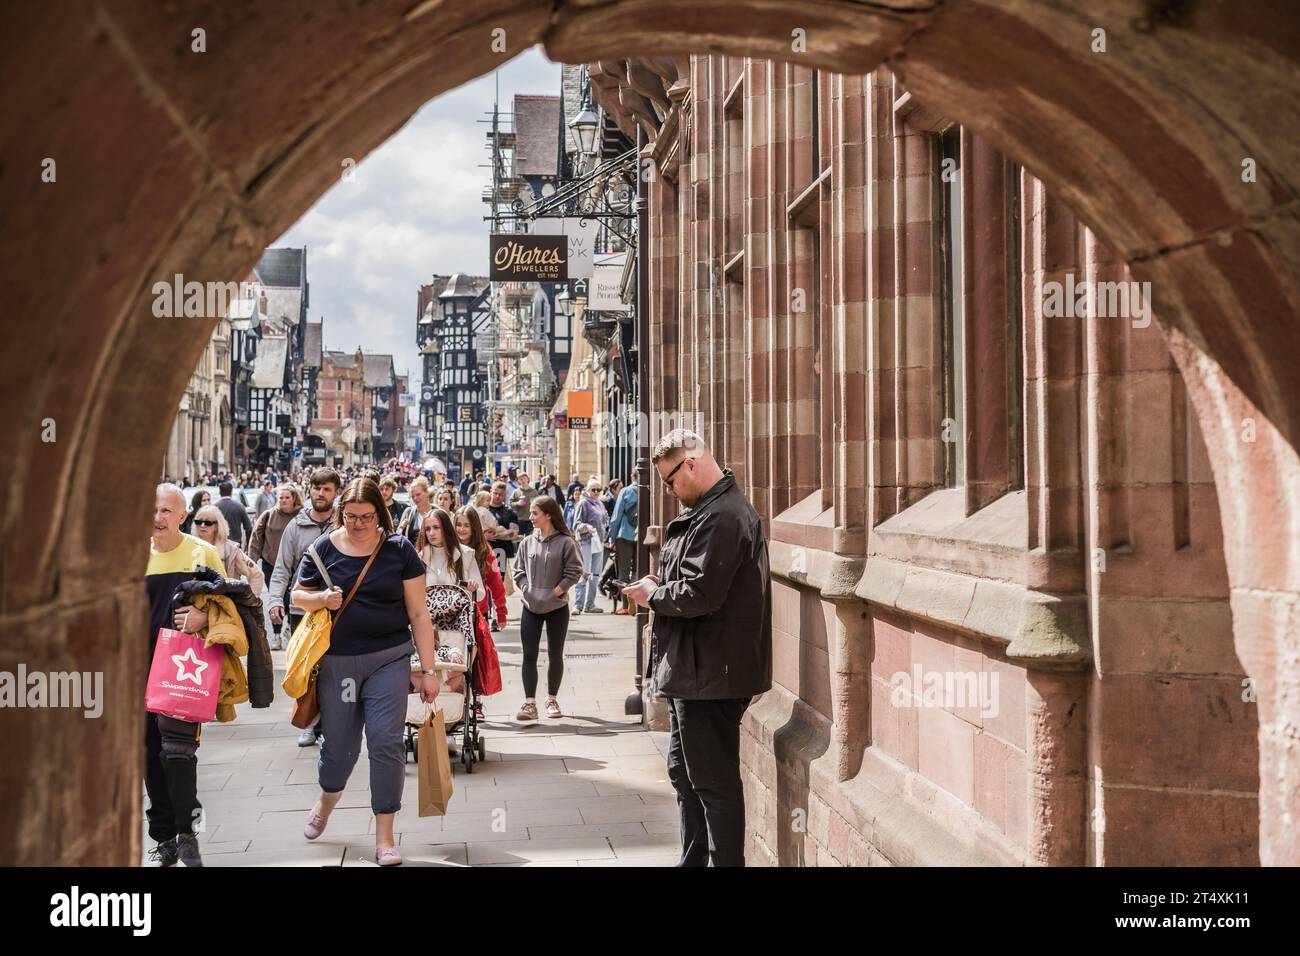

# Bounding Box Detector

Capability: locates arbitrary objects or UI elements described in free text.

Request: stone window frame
[843,87,1086,667]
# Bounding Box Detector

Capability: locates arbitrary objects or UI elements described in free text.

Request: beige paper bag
[417,708,454,816]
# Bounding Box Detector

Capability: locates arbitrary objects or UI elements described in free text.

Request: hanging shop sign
[490,233,568,282]
[532,218,598,279]
[588,252,630,312]
[567,389,593,429]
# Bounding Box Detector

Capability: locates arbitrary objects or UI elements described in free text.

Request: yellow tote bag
[282,608,331,699]
[281,540,334,699]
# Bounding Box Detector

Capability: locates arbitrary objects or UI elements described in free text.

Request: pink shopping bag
[145,628,224,723]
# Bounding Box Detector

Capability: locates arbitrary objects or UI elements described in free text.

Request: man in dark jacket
[216,480,252,549]
[623,430,771,867]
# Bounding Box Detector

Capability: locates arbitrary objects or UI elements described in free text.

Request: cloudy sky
[273,47,562,411]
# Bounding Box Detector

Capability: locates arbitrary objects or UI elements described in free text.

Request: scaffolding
[477,77,558,472]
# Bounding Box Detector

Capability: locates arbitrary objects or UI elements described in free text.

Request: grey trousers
[316,642,413,815]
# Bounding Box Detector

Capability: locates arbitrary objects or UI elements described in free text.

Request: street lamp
[569,108,599,160]
[555,287,572,317]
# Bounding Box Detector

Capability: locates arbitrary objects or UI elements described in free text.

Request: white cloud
[274,46,562,397]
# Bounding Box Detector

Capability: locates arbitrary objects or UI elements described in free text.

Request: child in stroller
[404,582,486,770]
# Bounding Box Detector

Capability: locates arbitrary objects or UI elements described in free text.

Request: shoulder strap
[336,537,383,623]
[307,537,333,590]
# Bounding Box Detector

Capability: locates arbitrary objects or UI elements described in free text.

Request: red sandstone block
[973,731,1021,842]
[982,656,1027,750]
[772,627,800,695]
[868,608,909,686]
[1089,673,1259,792]
[1096,786,1258,866]
[918,706,975,805]
[870,675,919,770]
[1025,671,1088,777]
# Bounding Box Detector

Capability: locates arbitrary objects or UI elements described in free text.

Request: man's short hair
[379,476,396,491]
[218,480,233,495]
[653,428,707,463]
[492,481,507,492]
[155,482,185,510]
[310,467,341,489]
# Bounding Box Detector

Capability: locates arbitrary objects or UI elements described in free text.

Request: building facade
[311,348,369,468]
[594,56,1254,866]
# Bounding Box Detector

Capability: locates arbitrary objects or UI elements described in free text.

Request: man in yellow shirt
[144,483,226,867]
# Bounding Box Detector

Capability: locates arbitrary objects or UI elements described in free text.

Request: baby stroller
[404,583,487,772]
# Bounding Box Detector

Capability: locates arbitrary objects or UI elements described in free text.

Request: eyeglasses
[342,512,377,525]
[193,519,217,527]
[662,457,691,488]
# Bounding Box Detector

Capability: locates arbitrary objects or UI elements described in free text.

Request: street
[144,593,680,866]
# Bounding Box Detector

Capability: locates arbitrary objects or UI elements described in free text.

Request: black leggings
[519,605,570,698]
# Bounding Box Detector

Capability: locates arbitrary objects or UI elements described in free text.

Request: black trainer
[145,839,178,867]
[175,833,204,867]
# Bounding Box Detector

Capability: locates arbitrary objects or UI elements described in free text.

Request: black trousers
[666,695,751,866]
[143,711,202,843]
[519,605,569,698]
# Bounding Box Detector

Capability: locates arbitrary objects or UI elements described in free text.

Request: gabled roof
[252,335,288,389]
[324,349,358,370]
[255,247,305,288]
[439,273,490,299]
[262,286,302,329]
[363,353,395,389]
[514,95,561,177]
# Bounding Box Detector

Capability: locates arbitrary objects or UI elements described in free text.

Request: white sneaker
[297,727,319,747]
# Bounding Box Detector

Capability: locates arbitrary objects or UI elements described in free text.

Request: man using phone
[622,429,771,867]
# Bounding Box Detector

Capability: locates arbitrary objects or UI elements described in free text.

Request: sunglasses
[662,457,690,488]
[193,519,218,527]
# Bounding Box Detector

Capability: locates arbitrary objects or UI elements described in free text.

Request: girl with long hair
[511,495,583,721]
[181,489,211,535]
[456,505,507,630]
[418,507,482,596]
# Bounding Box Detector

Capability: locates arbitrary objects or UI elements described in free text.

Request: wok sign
[490,234,568,282]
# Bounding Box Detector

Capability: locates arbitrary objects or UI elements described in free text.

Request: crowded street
[155,591,678,867]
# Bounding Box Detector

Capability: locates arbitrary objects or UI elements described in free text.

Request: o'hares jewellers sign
[490,234,568,282]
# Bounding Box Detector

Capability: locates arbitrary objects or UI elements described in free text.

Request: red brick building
[311,348,370,467]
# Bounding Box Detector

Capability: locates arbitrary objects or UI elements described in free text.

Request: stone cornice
[769,540,1091,668]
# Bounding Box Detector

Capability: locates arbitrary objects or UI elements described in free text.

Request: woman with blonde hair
[473,489,499,535]
[398,476,434,546]
[191,504,266,594]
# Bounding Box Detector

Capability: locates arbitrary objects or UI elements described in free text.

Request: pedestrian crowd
[148,435,768,868]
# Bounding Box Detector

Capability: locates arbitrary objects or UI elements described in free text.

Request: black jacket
[174,569,274,708]
[648,469,772,700]
[217,496,252,549]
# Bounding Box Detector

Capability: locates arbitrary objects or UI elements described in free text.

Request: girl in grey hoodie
[512,496,584,721]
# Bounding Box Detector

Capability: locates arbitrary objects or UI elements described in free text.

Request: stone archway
[1,0,1296,865]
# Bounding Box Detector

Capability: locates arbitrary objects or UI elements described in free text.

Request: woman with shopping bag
[290,477,440,867]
